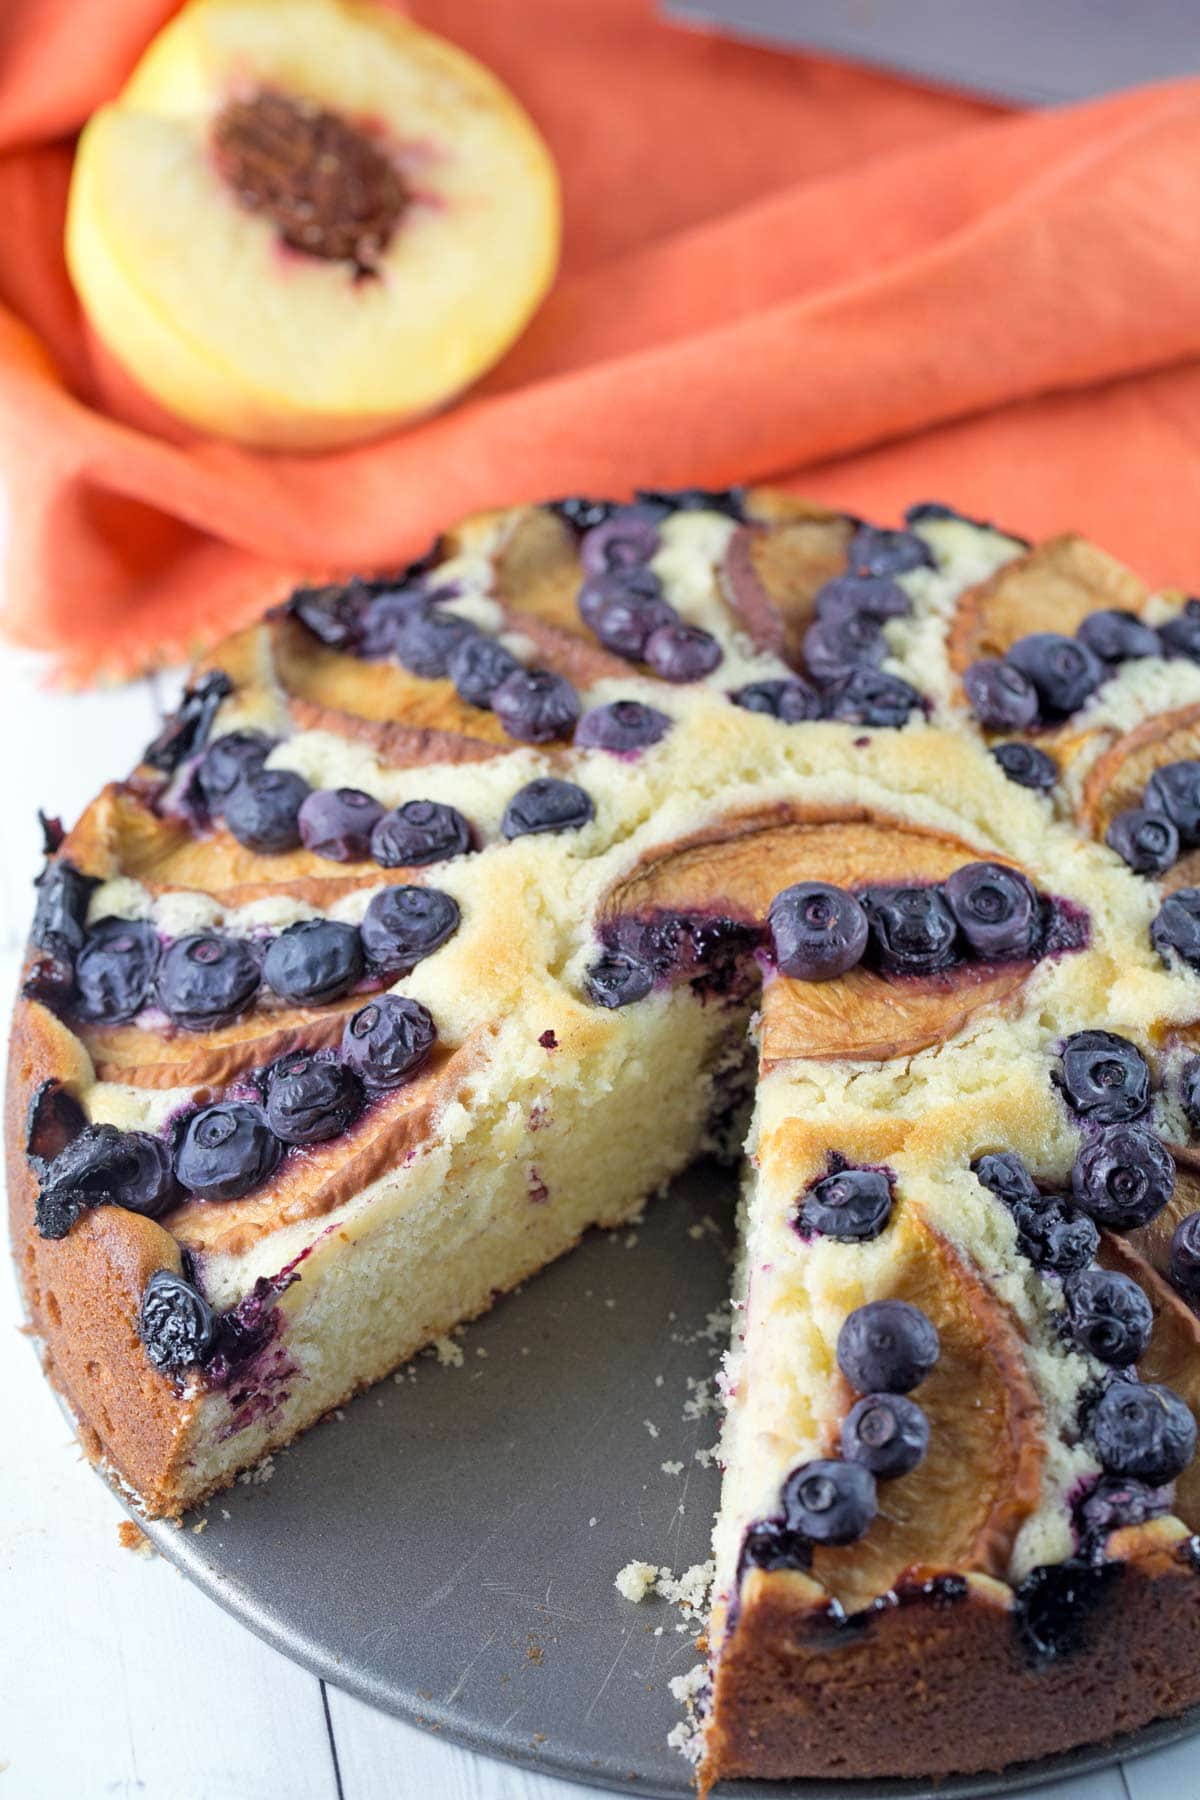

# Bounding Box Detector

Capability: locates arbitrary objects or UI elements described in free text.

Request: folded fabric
[1,0,1199,681]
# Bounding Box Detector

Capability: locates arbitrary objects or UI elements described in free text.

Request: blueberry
[223,767,310,853]
[799,1166,892,1241]
[174,1102,282,1202]
[34,1124,176,1239]
[297,788,384,862]
[1075,1475,1171,1544]
[1064,1268,1153,1367]
[813,574,909,623]
[837,1299,939,1394]
[1076,610,1161,663]
[341,993,437,1089]
[737,1521,812,1577]
[1011,1195,1100,1277]
[157,932,261,1029]
[580,508,660,575]
[288,579,370,649]
[197,730,276,812]
[74,917,160,1022]
[1058,1031,1150,1124]
[863,885,958,975]
[585,949,655,1008]
[1105,807,1179,876]
[840,1393,929,1478]
[492,668,580,743]
[138,1269,216,1373]
[906,500,1028,541]
[823,667,920,728]
[357,586,430,658]
[1091,1379,1197,1484]
[1158,599,1200,661]
[1006,633,1105,720]
[262,918,364,1006]
[31,858,96,959]
[142,670,233,773]
[802,611,884,686]
[644,623,722,683]
[447,635,521,709]
[943,862,1040,960]
[391,605,477,678]
[575,701,672,753]
[1014,1558,1120,1662]
[768,882,869,981]
[360,885,459,973]
[502,778,594,839]
[991,741,1059,791]
[1143,760,1200,847]
[549,495,621,533]
[731,678,822,722]
[579,568,670,648]
[264,1050,362,1145]
[963,659,1038,731]
[1168,1211,1200,1304]
[634,486,746,520]
[370,799,472,868]
[1182,1057,1200,1134]
[973,1150,1039,1207]
[781,1458,877,1544]
[1071,1125,1175,1231]
[847,524,934,578]
[1152,887,1200,967]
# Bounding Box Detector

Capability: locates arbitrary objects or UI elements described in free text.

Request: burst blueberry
[298,788,384,862]
[197,730,276,812]
[737,1522,812,1577]
[492,668,580,743]
[502,778,594,839]
[963,659,1039,731]
[1182,1058,1200,1134]
[1058,1030,1150,1123]
[391,605,478,678]
[1071,1126,1175,1231]
[262,918,364,1006]
[35,1124,176,1239]
[360,885,459,973]
[943,862,1039,959]
[138,1269,216,1373]
[1143,760,1200,847]
[768,882,869,982]
[157,932,261,1029]
[1065,1269,1154,1367]
[1014,1558,1119,1662]
[1152,887,1200,968]
[991,741,1059,791]
[644,623,722,683]
[731,678,822,722]
[575,701,672,753]
[341,993,437,1090]
[357,586,430,658]
[585,950,655,1009]
[799,1166,892,1242]
[370,800,472,868]
[1006,633,1105,719]
[837,1300,939,1394]
[973,1150,1039,1208]
[174,1102,282,1202]
[1075,1475,1171,1545]
[447,635,521,709]
[847,524,934,578]
[288,579,370,650]
[824,667,920,728]
[1106,807,1179,876]
[223,767,310,853]
[1076,610,1161,663]
[1091,1380,1197,1485]
[863,885,958,976]
[74,917,160,1022]
[1011,1196,1099,1277]
[802,611,884,687]
[1168,1211,1200,1305]
[840,1393,929,1479]
[781,1458,877,1545]
[264,1050,362,1145]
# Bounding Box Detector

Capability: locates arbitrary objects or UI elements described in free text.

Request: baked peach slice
[948,535,1147,676]
[66,0,559,449]
[718,508,856,666]
[1077,702,1200,885]
[810,1213,1044,1613]
[598,806,1043,1065]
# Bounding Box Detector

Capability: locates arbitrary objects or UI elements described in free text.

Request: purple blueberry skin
[585,949,655,1008]
[768,882,869,981]
[1058,1030,1150,1124]
[1152,886,1200,968]
[942,862,1040,960]
[579,566,667,633]
[156,932,261,1029]
[1143,760,1200,848]
[139,1270,216,1372]
[263,1051,363,1146]
[963,658,1039,731]
[585,588,678,660]
[370,800,473,868]
[1106,807,1179,876]
[492,669,581,744]
[298,788,385,862]
[836,1299,940,1394]
[799,1166,892,1241]
[197,730,276,812]
[840,1392,929,1479]
[223,768,311,853]
[973,1150,1039,1208]
[1064,1268,1154,1367]
[1070,1125,1175,1231]
[173,1102,282,1202]
[1169,1210,1200,1305]
[1091,1379,1197,1485]
[644,623,723,683]
[74,917,160,1022]
[262,918,364,1006]
[501,778,594,839]
[575,700,672,753]
[731,678,822,722]
[341,993,437,1090]
[802,611,884,687]
[991,741,1059,791]
[35,1125,176,1237]
[814,573,909,623]
[1159,599,1200,662]
[1181,1057,1200,1134]
[823,667,919,728]
[1006,633,1106,720]
[391,606,478,679]
[357,587,430,658]
[1076,609,1161,664]
[359,885,460,974]
[863,885,958,976]
[579,508,660,575]
[447,635,521,710]
[781,1457,877,1544]
[847,524,934,578]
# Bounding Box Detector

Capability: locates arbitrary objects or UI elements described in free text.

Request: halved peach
[811,1212,1044,1613]
[948,536,1147,676]
[66,0,560,449]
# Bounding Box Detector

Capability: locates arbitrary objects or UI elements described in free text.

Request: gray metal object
[664,1,1200,107]
[127,1164,1200,1797]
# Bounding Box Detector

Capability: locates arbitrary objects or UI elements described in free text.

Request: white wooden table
[1,649,1196,1800]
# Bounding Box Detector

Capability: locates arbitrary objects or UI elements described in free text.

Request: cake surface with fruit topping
[11,484,1200,1786]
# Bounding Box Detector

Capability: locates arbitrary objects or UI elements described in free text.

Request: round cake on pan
[10,485,1200,1786]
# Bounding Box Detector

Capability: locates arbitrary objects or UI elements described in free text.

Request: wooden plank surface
[0,650,1185,1798]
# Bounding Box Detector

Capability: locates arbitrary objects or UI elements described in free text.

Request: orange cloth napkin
[2,1,1200,680]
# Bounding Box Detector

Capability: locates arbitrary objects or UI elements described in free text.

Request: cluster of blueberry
[573,502,724,684]
[966,603,1200,737]
[1105,757,1200,879]
[767,862,1047,984]
[740,1299,940,1571]
[34,987,437,1244]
